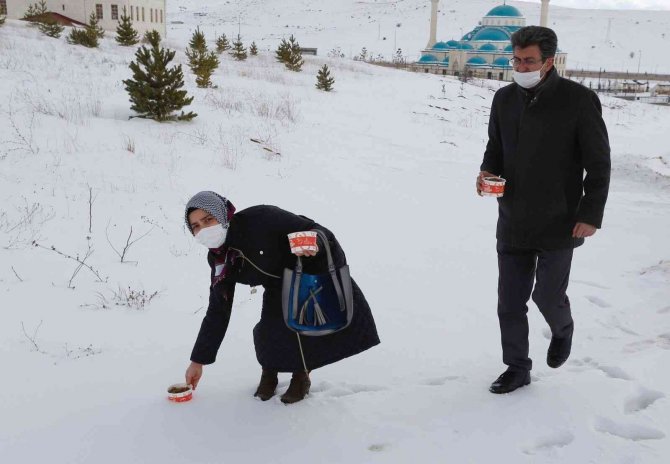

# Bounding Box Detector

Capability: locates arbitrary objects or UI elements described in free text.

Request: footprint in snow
[585,295,611,308]
[593,416,665,441]
[421,375,463,386]
[572,279,610,290]
[522,430,575,455]
[623,387,666,414]
[567,358,633,381]
[311,381,387,398]
[624,333,670,353]
[368,443,390,452]
[657,306,670,314]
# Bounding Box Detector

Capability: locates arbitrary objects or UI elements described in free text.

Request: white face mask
[513,62,547,89]
[194,224,228,249]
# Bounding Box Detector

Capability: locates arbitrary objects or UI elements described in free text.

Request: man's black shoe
[489,369,531,394]
[547,323,573,368]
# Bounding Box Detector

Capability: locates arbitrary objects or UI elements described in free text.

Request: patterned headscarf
[184,191,236,234]
[185,191,238,291]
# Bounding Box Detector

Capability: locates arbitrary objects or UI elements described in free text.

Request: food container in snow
[167,383,193,402]
[481,176,506,197]
[288,231,318,254]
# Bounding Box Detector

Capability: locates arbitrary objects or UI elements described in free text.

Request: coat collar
[516,66,560,105]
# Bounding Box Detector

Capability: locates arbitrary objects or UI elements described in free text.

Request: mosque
[414,0,567,81]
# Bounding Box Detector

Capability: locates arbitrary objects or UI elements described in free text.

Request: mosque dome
[458,42,475,50]
[446,40,460,47]
[504,44,513,52]
[467,56,488,66]
[493,57,512,67]
[432,41,450,50]
[478,43,497,52]
[472,27,511,41]
[485,5,523,17]
[441,57,450,65]
[418,54,439,63]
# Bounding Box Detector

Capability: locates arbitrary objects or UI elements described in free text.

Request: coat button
[259,250,264,255]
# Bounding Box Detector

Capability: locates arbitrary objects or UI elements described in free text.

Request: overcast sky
[524,0,670,10]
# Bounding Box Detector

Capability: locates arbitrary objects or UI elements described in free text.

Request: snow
[1,2,670,463]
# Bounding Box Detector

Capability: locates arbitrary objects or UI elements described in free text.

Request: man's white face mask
[513,61,547,89]
[194,224,228,249]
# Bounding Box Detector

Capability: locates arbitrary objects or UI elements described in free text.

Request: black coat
[481,68,611,250]
[190,205,380,372]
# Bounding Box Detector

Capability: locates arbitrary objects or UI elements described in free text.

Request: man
[477,26,610,394]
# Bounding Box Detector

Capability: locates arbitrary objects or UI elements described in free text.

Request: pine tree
[315,64,334,91]
[67,27,98,47]
[231,35,247,61]
[38,17,64,38]
[87,11,104,39]
[23,1,47,23]
[115,7,139,46]
[275,38,290,63]
[358,47,368,62]
[285,35,304,72]
[215,33,230,53]
[186,28,219,88]
[143,30,161,46]
[249,42,258,56]
[123,41,196,121]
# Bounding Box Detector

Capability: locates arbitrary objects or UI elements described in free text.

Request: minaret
[427,0,440,48]
[540,0,550,27]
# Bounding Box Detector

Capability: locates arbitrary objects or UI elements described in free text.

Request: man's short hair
[510,26,558,60]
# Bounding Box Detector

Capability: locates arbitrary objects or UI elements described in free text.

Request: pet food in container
[288,231,318,254]
[480,176,506,197]
[167,383,193,402]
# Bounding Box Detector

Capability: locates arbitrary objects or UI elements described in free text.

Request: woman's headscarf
[184,191,236,234]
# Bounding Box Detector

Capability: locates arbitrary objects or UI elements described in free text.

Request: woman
[184,191,380,404]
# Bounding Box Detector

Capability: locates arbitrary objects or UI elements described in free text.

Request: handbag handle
[294,229,346,312]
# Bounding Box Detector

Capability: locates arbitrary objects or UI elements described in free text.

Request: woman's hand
[293,249,318,257]
[185,362,203,390]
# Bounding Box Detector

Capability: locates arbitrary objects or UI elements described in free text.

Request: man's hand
[476,171,496,196]
[572,222,597,238]
[294,249,318,257]
[185,362,203,390]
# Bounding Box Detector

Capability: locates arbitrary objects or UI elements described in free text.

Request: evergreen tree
[38,17,64,38]
[358,47,368,62]
[275,38,290,63]
[315,64,334,91]
[143,30,161,46]
[87,11,104,39]
[67,27,98,47]
[123,41,196,121]
[23,1,47,23]
[231,35,247,61]
[115,7,139,46]
[285,35,304,72]
[0,15,6,27]
[393,48,404,65]
[249,42,258,56]
[215,33,230,53]
[186,28,219,88]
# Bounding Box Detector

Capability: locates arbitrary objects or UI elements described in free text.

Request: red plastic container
[481,176,506,197]
[167,383,193,403]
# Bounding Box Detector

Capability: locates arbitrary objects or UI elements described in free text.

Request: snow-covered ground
[1,7,670,464]
[166,0,670,74]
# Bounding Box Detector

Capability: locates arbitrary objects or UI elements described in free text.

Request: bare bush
[1,200,55,249]
[105,221,154,263]
[112,286,159,310]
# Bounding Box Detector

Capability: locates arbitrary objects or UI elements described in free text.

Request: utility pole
[637,49,642,75]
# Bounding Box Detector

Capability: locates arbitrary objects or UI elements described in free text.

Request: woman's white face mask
[194,224,228,249]
[513,61,547,89]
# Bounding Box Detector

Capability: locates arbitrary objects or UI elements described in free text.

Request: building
[2,0,166,36]
[414,1,567,81]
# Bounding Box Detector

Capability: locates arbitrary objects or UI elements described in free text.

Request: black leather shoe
[547,323,573,368]
[489,369,531,394]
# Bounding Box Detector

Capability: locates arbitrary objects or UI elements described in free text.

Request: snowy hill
[1,11,670,464]
[167,0,670,74]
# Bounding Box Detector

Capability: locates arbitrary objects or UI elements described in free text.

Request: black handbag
[282,230,354,336]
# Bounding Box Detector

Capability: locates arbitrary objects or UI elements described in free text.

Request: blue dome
[493,57,512,68]
[432,41,449,50]
[418,54,439,63]
[504,44,513,52]
[473,27,511,41]
[479,43,497,51]
[446,40,460,47]
[458,43,475,50]
[467,56,488,66]
[441,57,450,65]
[486,5,523,17]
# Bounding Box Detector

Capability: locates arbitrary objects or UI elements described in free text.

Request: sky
[524,0,670,10]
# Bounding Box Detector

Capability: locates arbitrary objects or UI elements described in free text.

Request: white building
[414,1,567,81]
[1,0,166,36]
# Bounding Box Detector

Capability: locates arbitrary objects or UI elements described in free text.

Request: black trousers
[496,241,574,371]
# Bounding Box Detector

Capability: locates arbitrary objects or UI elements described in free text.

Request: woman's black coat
[190,205,380,372]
